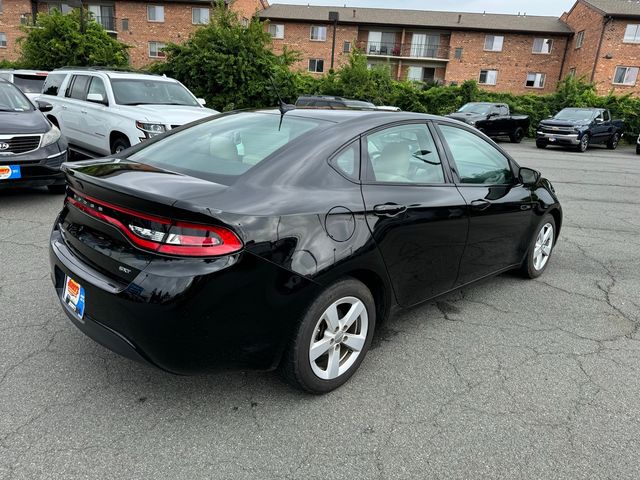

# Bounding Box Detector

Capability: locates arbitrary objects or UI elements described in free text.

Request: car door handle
[80,109,87,114]
[470,199,491,211]
[373,203,407,217]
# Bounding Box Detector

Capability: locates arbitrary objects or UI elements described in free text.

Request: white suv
[40,69,218,156]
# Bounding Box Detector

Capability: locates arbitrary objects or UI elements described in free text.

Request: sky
[275,0,577,17]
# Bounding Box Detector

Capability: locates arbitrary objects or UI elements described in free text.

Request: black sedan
[49,109,561,394]
[0,79,67,192]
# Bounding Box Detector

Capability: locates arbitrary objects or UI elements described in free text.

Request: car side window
[499,105,509,116]
[66,75,90,100]
[490,106,501,116]
[330,140,359,180]
[87,77,108,103]
[42,73,66,96]
[365,124,445,184]
[602,110,610,122]
[438,124,514,185]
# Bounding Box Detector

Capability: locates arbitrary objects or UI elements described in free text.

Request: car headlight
[136,121,166,138]
[41,125,61,147]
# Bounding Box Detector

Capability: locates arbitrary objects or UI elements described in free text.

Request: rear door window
[66,75,91,100]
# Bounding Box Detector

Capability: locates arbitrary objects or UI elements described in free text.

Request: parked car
[50,109,561,393]
[536,107,624,152]
[296,95,376,109]
[447,102,530,143]
[0,80,68,193]
[0,69,49,105]
[39,68,218,157]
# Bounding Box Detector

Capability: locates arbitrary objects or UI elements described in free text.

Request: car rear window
[128,112,327,185]
[13,74,47,93]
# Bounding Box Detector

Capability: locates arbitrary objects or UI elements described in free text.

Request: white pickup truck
[39,68,218,156]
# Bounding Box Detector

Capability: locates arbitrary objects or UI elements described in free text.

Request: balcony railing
[357,41,450,60]
[91,15,117,32]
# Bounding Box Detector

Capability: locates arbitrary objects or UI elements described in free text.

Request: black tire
[536,140,547,149]
[510,127,525,143]
[636,146,640,155]
[520,213,556,279]
[577,134,590,153]
[47,184,66,194]
[111,136,131,155]
[280,278,376,394]
[606,132,620,150]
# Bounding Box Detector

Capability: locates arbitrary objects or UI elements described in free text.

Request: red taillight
[66,191,242,257]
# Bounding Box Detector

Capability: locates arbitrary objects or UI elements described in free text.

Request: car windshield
[458,104,491,114]
[111,78,199,106]
[0,82,34,111]
[13,74,47,93]
[554,109,596,122]
[127,112,327,185]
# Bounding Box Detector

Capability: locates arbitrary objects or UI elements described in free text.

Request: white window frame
[191,7,209,25]
[308,58,324,73]
[575,30,584,49]
[613,66,639,86]
[269,23,284,39]
[310,25,327,42]
[147,5,164,23]
[148,41,166,58]
[525,72,546,88]
[484,35,504,52]
[0,33,6,48]
[624,24,640,43]
[478,69,498,85]
[532,38,553,54]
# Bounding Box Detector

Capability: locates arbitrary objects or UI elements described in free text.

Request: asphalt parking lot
[1,141,639,479]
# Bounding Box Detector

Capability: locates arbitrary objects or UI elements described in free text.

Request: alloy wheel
[309,296,368,380]
[580,135,589,152]
[533,222,554,271]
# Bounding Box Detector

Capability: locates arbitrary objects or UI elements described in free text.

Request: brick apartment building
[0,0,267,67]
[0,0,639,94]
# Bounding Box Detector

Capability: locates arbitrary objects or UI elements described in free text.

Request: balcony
[91,15,117,32]
[357,41,450,61]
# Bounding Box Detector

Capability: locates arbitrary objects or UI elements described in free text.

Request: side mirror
[519,167,541,185]
[36,100,53,113]
[86,93,107,105]
[197,98,206,106]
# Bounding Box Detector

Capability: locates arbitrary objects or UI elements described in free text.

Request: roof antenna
[268,74,295,131]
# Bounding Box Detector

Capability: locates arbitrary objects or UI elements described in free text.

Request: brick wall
[592,18,640,95]
[445,30,568,94]
[0,0,33,62]
[230,0,267,21]
[560,1,604,84]
[267,21,358,74]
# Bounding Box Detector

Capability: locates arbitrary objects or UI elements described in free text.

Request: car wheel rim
[115,146,125,153]
[581,136,588,151]
[309,296,368,381]
[613,135,619,148]
[533,222,554,271]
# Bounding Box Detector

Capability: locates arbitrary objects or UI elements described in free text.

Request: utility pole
[328,11,339,70]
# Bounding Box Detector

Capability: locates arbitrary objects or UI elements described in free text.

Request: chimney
[457,14,462,23]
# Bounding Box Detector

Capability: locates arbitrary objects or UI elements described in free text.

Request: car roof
[52,69,177,82]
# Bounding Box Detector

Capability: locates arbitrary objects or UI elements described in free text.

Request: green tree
[18,9,129,70]
[150,2,297,111]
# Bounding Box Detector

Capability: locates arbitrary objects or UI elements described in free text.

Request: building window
[148,41,166,58]
[308,58,324,73]
[121,18,129,31]
[310,26,327,41]
[613,66,639,86]
[568,67,576,77]
[454,47,463,59]
[0,33,6,48]
[484,35,504,52]
[575,30,585,49]
[623,24,640,43]
[526,72,546,88]
[269,24,284,39]
[192,8,209,25]
[147,5,164,22]
[478,69,498,85]
[343,41,351,53]
[407,66,423,82]
[48,3,73,14]
[532,38,553,54]
[0,1,3,14]
[241,17,249,27]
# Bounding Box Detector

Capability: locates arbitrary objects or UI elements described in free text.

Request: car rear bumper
[536,132,580,145]
[49,225,321,374]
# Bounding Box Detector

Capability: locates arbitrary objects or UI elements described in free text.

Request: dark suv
[295,95,376,109]
[0,80,68,192]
